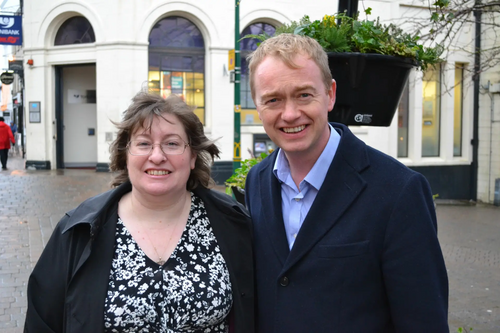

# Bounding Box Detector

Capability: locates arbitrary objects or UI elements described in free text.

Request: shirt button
[295,198,300,202]
[280,276,289,287]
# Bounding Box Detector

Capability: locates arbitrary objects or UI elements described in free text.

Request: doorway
[55,64,97,168]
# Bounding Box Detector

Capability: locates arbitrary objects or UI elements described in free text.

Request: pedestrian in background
[245,33,449,332]
[25,92,254,332]
[0,116,15,170]
[10,121,17,135]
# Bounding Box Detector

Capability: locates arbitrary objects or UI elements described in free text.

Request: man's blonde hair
[247,33,332,100]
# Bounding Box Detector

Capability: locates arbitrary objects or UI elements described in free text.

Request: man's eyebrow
[294,84,318,93]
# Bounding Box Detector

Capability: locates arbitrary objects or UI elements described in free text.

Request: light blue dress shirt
[273,124,341,249]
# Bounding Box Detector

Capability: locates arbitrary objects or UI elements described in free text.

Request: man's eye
[300,93,311,98]
[266,98,278,104]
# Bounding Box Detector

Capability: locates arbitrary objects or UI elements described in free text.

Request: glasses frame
[126,138,190,156]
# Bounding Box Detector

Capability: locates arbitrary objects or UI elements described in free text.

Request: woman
[25,92,254,332]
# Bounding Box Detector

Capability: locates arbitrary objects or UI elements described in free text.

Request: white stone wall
[21,0,499,202]
[477,10,500,204]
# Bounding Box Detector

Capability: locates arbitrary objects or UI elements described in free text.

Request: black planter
[231,186,246,205]
[327,53,417,127]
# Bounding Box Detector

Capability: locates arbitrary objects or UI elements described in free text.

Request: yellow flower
[322,14,336,28]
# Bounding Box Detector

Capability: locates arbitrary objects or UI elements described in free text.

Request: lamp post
[233,0,241,172]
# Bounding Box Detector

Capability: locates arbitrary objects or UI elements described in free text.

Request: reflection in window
[148,17,205,124]
[397,80,409,157]
[422,64,441,157]
[55,16,95,45]
[454,64,464,156]
[240,23,276,124]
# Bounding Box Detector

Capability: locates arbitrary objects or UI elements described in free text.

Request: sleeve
[24,216,72,333]
[382,173,449,332]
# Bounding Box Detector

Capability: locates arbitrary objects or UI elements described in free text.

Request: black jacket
[25,182,254,332]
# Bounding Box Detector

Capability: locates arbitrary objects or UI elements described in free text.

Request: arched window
[240,23,276,124]
[148,17,205,124]
[55,16,95,45]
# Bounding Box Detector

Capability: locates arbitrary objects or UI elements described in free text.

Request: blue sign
[171,76,183,90]
[0,16,22,45]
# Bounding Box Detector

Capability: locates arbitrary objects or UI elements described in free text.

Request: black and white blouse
[103,193,233,332]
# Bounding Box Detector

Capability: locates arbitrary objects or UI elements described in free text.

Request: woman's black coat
[24,182,254,333]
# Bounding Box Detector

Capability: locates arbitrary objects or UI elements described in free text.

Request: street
[0,155,499,332]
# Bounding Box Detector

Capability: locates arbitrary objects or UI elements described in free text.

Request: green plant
[225,152,269,196]
[457,327,473,333]
[243,8,443,71]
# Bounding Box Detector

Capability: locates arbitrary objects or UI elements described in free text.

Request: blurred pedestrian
[0,117,15,170]
[10,121,17,134]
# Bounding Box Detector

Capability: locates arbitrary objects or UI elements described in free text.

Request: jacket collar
[62,181,132,236]
[62,182,248,235]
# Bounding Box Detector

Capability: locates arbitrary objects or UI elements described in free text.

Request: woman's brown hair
[109,91,220,190]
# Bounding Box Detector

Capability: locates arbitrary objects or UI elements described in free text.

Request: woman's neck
[125,189,191,225]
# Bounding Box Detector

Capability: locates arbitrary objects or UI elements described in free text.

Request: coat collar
[256,123,371,271]
[62,181,132,237]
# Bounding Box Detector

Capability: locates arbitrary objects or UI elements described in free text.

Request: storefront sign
[0,16,22,45]
[0,72,14,85]
[8,60,23,73]
[171,76,183,90]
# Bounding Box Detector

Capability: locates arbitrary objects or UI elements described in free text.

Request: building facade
[19,0,499,203]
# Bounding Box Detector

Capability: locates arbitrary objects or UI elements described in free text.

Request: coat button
[280,276,289,287]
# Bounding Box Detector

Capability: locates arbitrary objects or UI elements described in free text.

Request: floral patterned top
[103,193,233,332]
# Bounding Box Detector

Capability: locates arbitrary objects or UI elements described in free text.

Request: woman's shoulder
[59,182,131,234]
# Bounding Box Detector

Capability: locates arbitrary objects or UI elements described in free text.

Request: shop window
[240,23,276,124]
[55,16,95,45]
[397,80,409,158]
[454,64,464,157]
[148,17,205,124]
[422,64,441,157]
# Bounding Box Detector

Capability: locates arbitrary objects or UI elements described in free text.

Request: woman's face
[127,114,196,199]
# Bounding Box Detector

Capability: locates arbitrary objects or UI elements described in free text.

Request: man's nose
[281,100,300,121]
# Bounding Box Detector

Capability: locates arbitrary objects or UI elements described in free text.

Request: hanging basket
[327,53,417,127]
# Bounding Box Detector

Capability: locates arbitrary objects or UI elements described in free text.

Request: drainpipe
[470,1,481,201]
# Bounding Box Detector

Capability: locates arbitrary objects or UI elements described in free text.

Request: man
[245,34,449,332]
[0,117,15,170]
[10,121,17,135]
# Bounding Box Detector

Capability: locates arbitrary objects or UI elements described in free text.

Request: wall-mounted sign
[0,71,14,84]
[8,60,23,74]
[29,101,41,123]
[0,15,22,45]
[68,89,96,104]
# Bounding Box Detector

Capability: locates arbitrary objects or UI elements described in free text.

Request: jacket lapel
[258,155,290,264]
[282,125,370,272]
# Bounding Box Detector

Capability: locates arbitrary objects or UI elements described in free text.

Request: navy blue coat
[245,123,449,332]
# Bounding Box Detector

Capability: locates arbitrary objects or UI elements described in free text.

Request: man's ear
[328,79,337,112]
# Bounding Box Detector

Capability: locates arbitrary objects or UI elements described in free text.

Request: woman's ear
[190,152,197,170]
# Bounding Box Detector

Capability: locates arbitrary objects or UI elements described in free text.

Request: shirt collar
[273,124,341,190]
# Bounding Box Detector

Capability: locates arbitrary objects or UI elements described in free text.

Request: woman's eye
[137,141,151,147]
[165,141,181,147]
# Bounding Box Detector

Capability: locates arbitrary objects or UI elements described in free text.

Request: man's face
[253,54,336,161]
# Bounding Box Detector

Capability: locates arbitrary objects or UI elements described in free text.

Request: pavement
[0,154,499,332]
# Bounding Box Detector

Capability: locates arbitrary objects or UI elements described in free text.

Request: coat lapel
[282,125,370,272]
[258,155,290,265]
